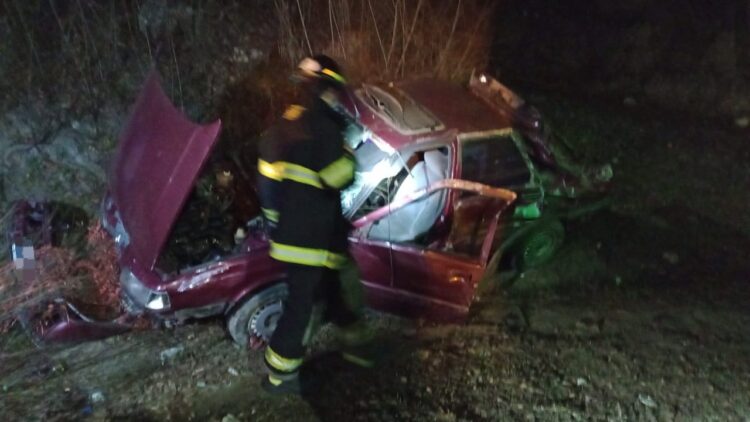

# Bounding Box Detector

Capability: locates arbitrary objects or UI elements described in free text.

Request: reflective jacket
[257,129,285,228]
[257,89,355,268]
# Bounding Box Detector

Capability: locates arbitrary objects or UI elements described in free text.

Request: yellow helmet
[295,54,347,85]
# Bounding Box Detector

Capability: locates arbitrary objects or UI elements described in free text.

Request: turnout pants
[265,261,362,377]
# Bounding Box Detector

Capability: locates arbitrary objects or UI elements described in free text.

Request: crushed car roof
[351,78,513,151]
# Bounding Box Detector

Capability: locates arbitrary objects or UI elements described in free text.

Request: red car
[10,70,608,346]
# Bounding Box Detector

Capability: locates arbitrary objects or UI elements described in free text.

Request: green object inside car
[513,202,542,219]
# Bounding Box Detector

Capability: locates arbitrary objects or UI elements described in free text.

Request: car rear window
[460,133,530,188]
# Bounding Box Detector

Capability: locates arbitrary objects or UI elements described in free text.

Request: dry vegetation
[274,0,494,82]
[0,223,120,336]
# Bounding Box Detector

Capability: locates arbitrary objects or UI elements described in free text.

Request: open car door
[351,179,516,322]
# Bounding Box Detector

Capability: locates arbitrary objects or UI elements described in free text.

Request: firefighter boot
[261,366,322,396]
[337,319,378,368]
[263,345,316,395]
[261,370,302,395]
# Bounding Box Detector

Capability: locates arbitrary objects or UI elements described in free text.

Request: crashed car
[9,70,609,346]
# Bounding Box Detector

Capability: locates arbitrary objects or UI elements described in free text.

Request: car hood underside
[109,70,222,270]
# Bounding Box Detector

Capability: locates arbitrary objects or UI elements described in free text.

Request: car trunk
[109,70,222,271]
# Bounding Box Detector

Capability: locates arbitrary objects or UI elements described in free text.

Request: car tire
[512,219,565,271]
[226,283,288,348]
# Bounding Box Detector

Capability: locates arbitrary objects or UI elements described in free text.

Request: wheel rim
[522,230,561,266]
[248,299,284,341]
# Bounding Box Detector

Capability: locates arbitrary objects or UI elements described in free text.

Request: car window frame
[344,134,457,220]
[351,179,516,261]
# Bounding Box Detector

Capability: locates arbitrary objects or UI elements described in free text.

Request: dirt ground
[1,88,749,421]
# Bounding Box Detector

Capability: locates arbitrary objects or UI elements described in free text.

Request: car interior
[350,142,507,260]
[367,148,450,243]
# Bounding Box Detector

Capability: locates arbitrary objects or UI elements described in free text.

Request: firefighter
[256,55,373,394]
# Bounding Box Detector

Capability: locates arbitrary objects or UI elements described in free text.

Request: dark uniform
[257,84,361,388]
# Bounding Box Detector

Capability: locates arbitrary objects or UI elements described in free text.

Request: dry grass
[274,0,496,83]
[0,223,120,334]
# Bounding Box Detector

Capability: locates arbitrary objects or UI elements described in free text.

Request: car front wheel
[226,283,288,349]
[513,219,565,271]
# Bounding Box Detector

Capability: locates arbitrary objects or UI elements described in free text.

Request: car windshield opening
[460,132,531,189]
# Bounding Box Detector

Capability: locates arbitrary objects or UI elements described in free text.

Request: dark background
[491,0,750,121]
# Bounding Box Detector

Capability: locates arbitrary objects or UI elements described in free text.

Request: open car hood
[110,70,222,270]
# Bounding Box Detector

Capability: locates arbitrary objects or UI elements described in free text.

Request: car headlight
[145,292,170,310]
[120,269,171,311]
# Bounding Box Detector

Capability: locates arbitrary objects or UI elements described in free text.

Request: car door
[351,179,516,322]
[348,225,394,312]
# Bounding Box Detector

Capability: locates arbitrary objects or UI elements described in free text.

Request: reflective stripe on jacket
[269,241,348,269]
[265,346,303,373]
[258,155,354,191]
[319,154,356,189]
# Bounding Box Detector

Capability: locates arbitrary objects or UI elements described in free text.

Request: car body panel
[349,85,450,152]
[399,79,513,134]
[349,237,393,289]
[110,69,222,271]
[349,180,515,321]
[119,231,284,319]
[42,318,132,343]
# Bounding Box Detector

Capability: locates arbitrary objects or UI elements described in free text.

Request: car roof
[399,79,513,134]
[351,78,512,151]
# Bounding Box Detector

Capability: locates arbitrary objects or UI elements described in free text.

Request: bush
[273,0,495,83]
